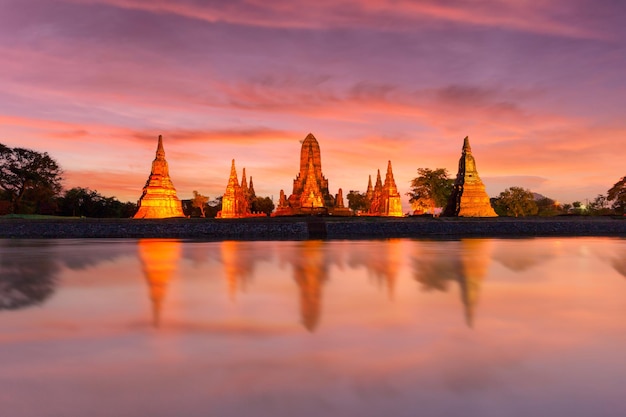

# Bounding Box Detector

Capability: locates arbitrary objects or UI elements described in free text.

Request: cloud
[67,0,611,40]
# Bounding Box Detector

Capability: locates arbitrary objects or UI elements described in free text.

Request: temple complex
[133,135,185,219]
[443,137,497,217]
[218,160,265,218]
[367,161,403,216]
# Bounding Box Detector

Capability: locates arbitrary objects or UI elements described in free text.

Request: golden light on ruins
[273,133,351,216]
[133,135,185,219]
[138,239,181,327]
[218,160,263,219]
[443,136,497,217]
[365,161,403,217]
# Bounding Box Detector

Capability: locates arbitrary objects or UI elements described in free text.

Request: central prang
[274,133,351,216]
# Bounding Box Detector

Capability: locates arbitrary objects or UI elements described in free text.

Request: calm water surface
[1,238,625,417]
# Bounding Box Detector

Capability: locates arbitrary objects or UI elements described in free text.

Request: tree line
[394,167,626,217]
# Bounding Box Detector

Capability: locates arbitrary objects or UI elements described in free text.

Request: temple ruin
[273,133,350,216]
[442,136,497,217]
[218,160,264,218]
[366,161,403,217]
[133,135,185,219]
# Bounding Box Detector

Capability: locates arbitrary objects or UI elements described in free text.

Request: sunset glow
[1,0,624,208]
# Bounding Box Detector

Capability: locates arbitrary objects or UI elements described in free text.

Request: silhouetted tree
[191,190,209,217]
[536,197,560,216]
[492,187,538,217]
[588,194,612,215]
[607,176,626,215]
[0,143,63,214]
[58,187,136,218]
[346,190,369,212]
[407,168,453,214]
[251,196,275,216]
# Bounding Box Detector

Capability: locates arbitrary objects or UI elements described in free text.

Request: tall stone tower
[367,161,403,216]
[382,160,403,217]
[134,135,185,219]
[443,137,497,217]
[287,133,334,214]
[219,160,249,218]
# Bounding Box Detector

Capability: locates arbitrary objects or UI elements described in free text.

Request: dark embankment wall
[0,217,625,240]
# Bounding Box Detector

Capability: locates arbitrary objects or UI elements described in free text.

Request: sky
[1,0,625,209]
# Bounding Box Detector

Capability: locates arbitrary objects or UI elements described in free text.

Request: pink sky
[1,0,625,208]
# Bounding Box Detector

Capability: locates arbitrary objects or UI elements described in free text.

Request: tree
[492,187,538,217]
[57,187,136,218]
[536,197,560,216]
[588,194,612,215]
[251,196,275,216]
[346,190,369,213]
[0,143,63,214]
[607,176,626,215]
[407,168,453,214]
[191,190,209,217]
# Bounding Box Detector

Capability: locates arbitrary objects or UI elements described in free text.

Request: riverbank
[1,216,625,240]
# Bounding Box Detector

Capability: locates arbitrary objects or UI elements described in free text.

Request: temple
[218,160,265,218]
[442,136,497,217]
[273,133,350,216]
[367,161,403,216]
[133,135,185,219]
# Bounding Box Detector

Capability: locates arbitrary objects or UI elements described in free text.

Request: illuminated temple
[366,161,403,216]
[443,136,497,217]
[273,133,350,216]
[133,135,185,219]
[218,160,264,218]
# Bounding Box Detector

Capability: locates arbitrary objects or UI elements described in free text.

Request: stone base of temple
[217,212,268,219]
[133,198,185,219]
[330,207,353,216]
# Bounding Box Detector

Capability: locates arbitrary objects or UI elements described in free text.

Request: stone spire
[274,133,336,215]
[134,135,185,219]
[219,159,249,218]
[240,168,248,191]
[382,160,403,217]
[368,170,384,215]
[366,175,374,201]
[443,136,497,217]
[248,176,256,198]
[300,155,325,209]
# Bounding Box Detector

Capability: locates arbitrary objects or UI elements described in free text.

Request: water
[1,238,625,417]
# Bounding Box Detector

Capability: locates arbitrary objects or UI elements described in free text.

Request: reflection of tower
[292,241,328,332]
[138,239,181,327]
[458,240,491,327]
[220,241,256,301]
[413,239,491,327]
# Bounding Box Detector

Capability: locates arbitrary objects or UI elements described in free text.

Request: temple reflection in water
[138,239,181,327]
[412,239,492,327]
[132,238,498,331]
